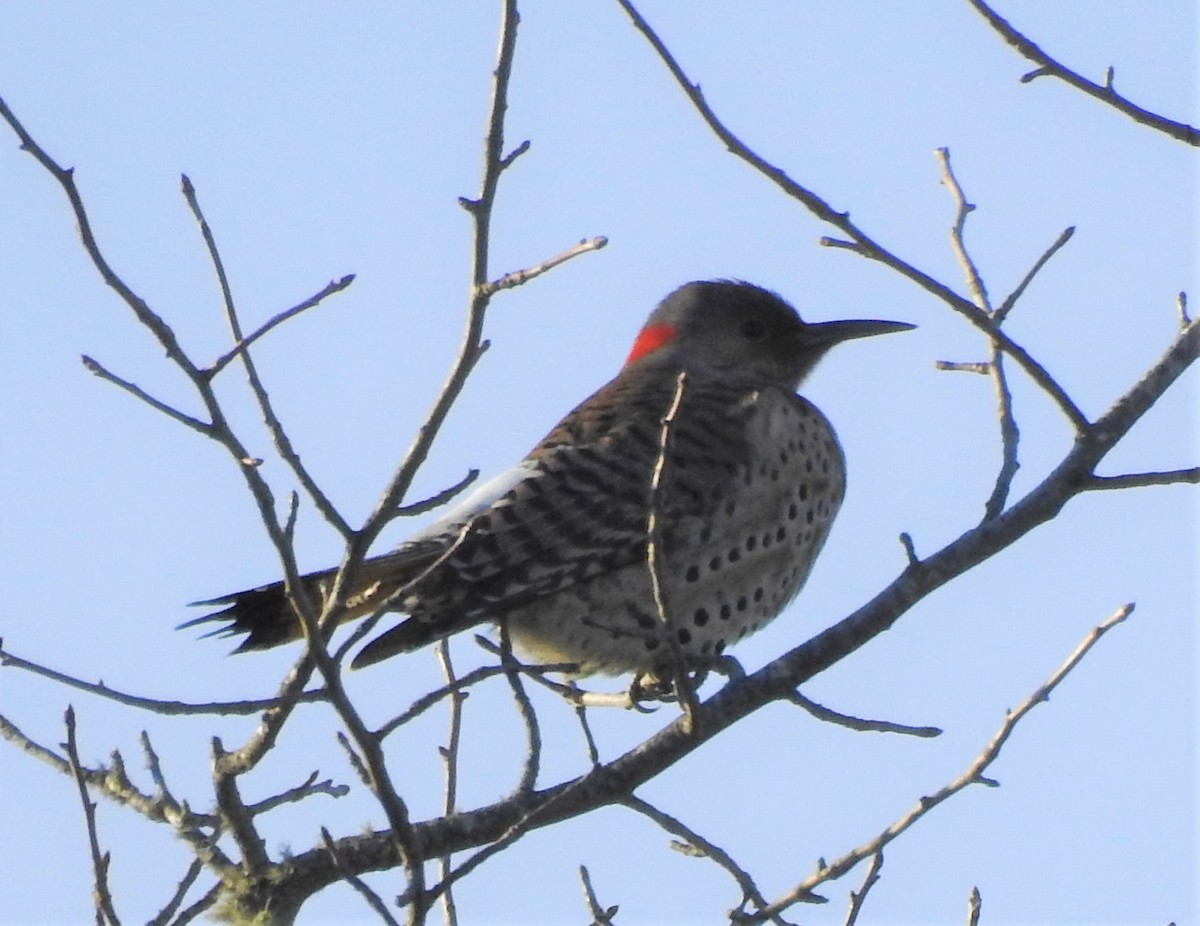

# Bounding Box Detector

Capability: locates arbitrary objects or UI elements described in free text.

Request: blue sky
[1,4,1196,924]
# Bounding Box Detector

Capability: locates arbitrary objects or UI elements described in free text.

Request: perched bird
[186,280,911,680]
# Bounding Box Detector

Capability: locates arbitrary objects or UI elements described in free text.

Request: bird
[185,280,912,682]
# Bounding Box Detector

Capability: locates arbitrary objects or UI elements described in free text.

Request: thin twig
[982,347,1020,520]
[1,713,231,871]
[967,886,982,926]
[181,173,351,538]
[935,360,990,375]
[168,881,223,926]
[786,691,941,738]
[80,355,211,435]
[965,0,1199,145]
[0,641,328,715]
[749,603,1137,922]
[63,707,122,926]
[613,1,1091,432]
[935,147,1021,519]
[498,623,542,794]
[207,274,356,378]
[0,95,202,374]
[480,236,608,296]
[245,770,350,816]
[936,148,991,313]
[321,827,403,926]
[621,795,792,925]
[435,641,465,926]
[647,370,700,729]
[210,735,270,874]
[422,771,601,910]
[578,865,619,925]
[573,694,602,767]
[843,852,884,926]
[395,469,479,517]
[376,657,575,739]
[147,858,204,926]
[140,732,174,800]
[1083,468,1200,491]
[995,226,1075,324]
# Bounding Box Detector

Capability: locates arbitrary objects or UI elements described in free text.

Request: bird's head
[624,280,913,389]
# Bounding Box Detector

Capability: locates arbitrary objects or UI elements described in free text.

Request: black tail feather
[181,579,312,651]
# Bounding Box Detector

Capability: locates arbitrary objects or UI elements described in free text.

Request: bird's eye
[740,319,767,339]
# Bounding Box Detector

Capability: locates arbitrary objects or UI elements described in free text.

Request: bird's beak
[805,318,916,345]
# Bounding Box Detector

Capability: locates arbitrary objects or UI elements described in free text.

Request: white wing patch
[407,460,541,543]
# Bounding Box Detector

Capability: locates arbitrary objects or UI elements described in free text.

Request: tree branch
[750,603,1136,921]
[63,707,123,926]
[613,0,1091,432]
[964,0,1199,146]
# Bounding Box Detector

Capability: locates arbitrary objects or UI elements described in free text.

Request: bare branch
[245,770,350,816]
[982,348,1020,520]
[480,235,608,297]
[786,690,942,738]
[1084,468,1200,491]
[750,603,1137,921]
[498,623,542,794]
[321,827,402,926]
[181,174,352,538]
[622,795,791,925]
[210,735,271,874]
[0,641,328,715]
[843,852,884,926]
[395,469,480,517]
[207,273,356,378]
[614,1,1091,432]
[0,95,204,375]
[167,881,222,926]
[936,148,991,313]
[578,865,620,926]
[376,657,574,739]
[63,707,122,926]
[80,355,211,436]
[996,226,1075,324]
[573,694,602,768]
[147,858,204,926]
[935,360,990,375]
[435,641,465,926]
[965,0,1199,146]
[647,370,700,727]
[934,147,1022,519]
[1,712,232,875]
[967,886,983,926]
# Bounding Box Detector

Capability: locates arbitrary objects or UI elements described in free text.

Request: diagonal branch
[206,273,356,379]
[279,314,1197,902]
[181,174,352,538]
[63,707,123,926]
[750,604,1136,921]
[0,641,328,716]
[621,794,792,925]
[613,0,1090,432]
[965,0,1199,146]
[80,355,212,435]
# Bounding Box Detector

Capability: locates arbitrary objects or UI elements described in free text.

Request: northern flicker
[186,280,911,678]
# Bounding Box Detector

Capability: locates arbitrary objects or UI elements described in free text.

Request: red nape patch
[624,323,677,365]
